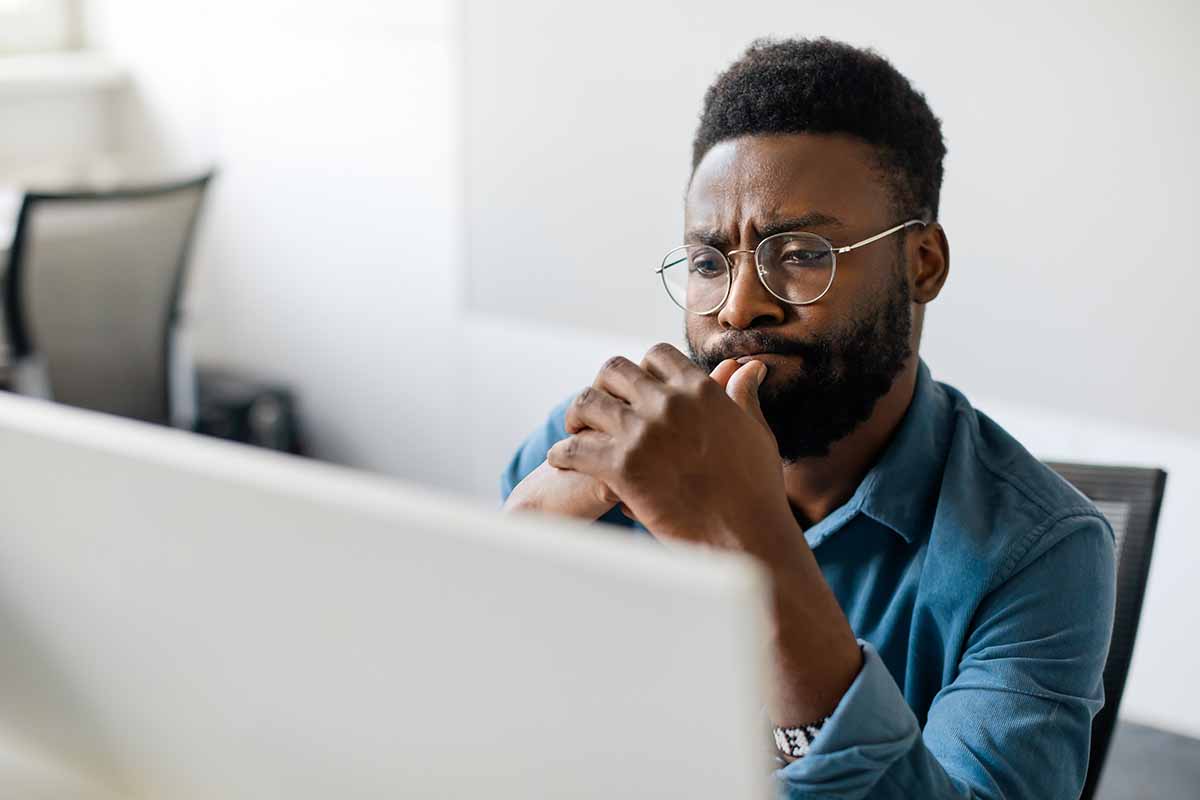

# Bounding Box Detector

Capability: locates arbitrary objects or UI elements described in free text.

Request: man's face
[684,133,915,461]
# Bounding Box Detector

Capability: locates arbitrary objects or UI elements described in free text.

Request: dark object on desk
[195,367,305,455]
[2,173,214,425]
[1095,720,1200,799]
[1045,462,1167,800]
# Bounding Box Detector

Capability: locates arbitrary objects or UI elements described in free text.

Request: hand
[503,459,620,521]
[546,343,797,560]
[547,343,863,724]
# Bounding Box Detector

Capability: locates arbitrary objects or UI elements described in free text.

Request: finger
[593,355,661,406]
[707,358,741,390]
[564,386,632,435]
[640,342,704,386]
[546,430,613,478]
[725,360,771,432]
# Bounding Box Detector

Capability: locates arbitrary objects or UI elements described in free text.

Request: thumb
[725,360,771,432]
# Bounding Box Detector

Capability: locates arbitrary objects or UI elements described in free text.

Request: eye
[780,248,828,267]
[689,257,725,278]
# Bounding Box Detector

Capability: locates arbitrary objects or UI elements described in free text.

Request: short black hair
[692,37,946,220]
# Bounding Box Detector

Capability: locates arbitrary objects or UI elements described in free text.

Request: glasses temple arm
[656,255,690,275]
[833,219,927,255]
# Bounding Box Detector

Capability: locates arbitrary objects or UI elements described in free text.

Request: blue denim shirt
[501,360,1116,799]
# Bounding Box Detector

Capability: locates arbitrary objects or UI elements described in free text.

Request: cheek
[684,315,714,351]
[825,253,895,311]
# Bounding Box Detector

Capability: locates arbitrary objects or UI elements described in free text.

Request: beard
[687,266,913,462]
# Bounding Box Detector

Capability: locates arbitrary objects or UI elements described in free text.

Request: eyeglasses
[656,219,926,315]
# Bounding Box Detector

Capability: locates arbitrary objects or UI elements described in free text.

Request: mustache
[693,331,823,367]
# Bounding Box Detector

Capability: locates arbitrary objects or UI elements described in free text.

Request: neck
[780,358,920,529]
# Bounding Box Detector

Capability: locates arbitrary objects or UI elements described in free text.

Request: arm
[776,515,1115,799]
[503,458,619,521]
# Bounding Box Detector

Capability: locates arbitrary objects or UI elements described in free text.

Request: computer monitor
[0,392,772,799]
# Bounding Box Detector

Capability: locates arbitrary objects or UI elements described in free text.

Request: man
[501,38,1114,799]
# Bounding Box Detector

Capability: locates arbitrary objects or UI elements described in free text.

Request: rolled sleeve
[776,641,921,798]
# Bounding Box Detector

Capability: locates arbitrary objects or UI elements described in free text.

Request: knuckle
[575,387,594,407]
[601,355,633,374]
[647,342,674,357]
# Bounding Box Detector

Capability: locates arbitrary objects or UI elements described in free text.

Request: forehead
[685,133,891,237]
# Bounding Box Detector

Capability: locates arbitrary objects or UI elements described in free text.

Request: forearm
[763,530,863,729]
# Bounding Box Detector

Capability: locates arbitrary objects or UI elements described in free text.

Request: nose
[716,250,786,330]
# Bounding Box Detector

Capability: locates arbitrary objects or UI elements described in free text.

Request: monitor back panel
[0,393,771,800]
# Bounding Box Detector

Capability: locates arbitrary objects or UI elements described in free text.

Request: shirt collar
[803,359,954,549]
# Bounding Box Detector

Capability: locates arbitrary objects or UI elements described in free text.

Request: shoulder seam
[989,510,1110,593]
[963,407,1076,518]
[948,402,1110,590]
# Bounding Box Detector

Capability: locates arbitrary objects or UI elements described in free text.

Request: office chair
[2,173,213,426]
[1045,462,1167,800]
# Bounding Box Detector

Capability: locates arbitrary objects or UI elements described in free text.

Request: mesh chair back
[1045,462,1167,800]
[3,175,211,423]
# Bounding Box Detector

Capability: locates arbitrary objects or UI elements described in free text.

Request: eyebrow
[686,212,846,248]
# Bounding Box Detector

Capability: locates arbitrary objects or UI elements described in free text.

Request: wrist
[503,461,617,521]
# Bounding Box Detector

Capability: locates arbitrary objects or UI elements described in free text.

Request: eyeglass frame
[656,218,928,315]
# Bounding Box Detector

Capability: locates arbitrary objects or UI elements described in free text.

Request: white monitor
[0,392,771,800]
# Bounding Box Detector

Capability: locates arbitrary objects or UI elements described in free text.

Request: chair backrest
[1045,462,1167,800]
[3,174,212,424]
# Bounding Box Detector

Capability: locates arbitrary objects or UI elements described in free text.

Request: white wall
[0,67,120,185]
[84,0,469,490]
[463,0,1200,440]
[78,0,1200,739]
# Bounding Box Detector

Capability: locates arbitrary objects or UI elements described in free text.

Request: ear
[910,222,950,304]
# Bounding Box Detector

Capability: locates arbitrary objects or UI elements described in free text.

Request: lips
[734,352,800,365]
[734,353,769,364]
[702,336,810,370]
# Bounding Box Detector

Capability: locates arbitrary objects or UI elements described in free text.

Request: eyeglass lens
[659,233,834,313]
